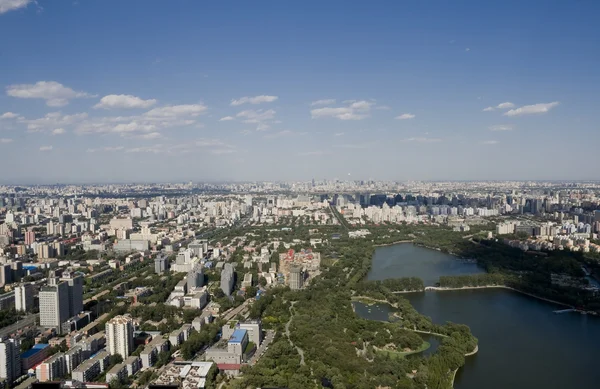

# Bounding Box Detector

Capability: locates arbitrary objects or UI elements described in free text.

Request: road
[284,302,305,365]
[222,298,254,321]
[329,204,349,230]
[0,314,38,338]
[248,329,275,365]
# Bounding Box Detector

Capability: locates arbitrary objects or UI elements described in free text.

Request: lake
[367,243,483,285]
[358,243,600,389]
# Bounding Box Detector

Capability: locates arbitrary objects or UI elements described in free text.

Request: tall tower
[187,263,204,290]
[39,280,69,334]
[0,338,20,384]
[220,263,234,296]
[288,266,303,290]
[106,315,134,359]
[60,271,83,317]
[15,283,34,312]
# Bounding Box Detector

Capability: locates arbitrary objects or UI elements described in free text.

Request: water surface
[362,244,600,389]
[367,243,483,285]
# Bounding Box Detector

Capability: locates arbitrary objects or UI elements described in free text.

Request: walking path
[285,301,306,365]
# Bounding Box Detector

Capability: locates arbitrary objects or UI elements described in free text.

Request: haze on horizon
[0,0,598,184]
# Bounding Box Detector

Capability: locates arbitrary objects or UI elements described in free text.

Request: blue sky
[0,0,598,183]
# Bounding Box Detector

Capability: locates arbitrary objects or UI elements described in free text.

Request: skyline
[1,1,599,183]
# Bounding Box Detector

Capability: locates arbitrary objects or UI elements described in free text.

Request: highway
[0,314,38,338]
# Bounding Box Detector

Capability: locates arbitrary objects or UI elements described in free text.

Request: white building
[15,283,34,312]
[0,338,20,384]
[106,315,134,359]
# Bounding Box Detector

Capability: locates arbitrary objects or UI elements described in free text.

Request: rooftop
[228,329,247,344]
[21,343,49,359]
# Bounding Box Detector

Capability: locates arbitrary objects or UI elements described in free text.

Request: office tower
[187,263,204,290]
[11,261,23,281]
[220,263,234,296]
[15,283,34,312]
[60,271,83,318]
[0,264,12,286]
[154,255,169,274]
[0,338,20,384]
[106,316,134,359]
[39,281,70,334]
[289,266,303,290]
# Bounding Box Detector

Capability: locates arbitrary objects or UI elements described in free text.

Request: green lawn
[375,340,431,359]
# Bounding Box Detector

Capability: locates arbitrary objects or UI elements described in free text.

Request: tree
[259,276,267,287]
[109,354,123,366]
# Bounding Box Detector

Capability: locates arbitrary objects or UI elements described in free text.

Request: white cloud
[39,145,53,151]
[310,99,336,106]
[125,144,164,154]
[482,140,499,145]
[504,102,559,117]
[333,143,370,149]
[52,128,66,135]
[0,138,13,144]
[74,110,198,135]
[334,132,344,136]
[489,125,513,131]
[219,116,234,121]
[6,81,93,107]
[0,112,18,119]
[483,102,516,112]
[395,113,415,120]
[298,150,328,156]
[144,104,207,117]
[311,100,373,120]
[236,109,276,130]
[465,48,470,52]
[230,95,278,106]
[375,105,391,110]
[94,94,157,110]
[263,130,293,139]
[138,132,162,140]
[496,102,515,109]
[403,137,442,143]
[0,0,33,14]
[21,112,88,132]
[87,146,125,153]
[104,146,124,151]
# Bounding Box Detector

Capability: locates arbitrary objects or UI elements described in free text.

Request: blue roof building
[229,329,247,344]
[21,343,49,359]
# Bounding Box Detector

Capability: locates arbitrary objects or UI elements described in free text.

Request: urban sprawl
[0,180,599,389]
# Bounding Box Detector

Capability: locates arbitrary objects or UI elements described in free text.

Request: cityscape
[1,1,600,389]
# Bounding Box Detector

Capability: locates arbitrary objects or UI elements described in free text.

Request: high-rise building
[0,264,12,286]
[39,280,70,334]
[106,316,134,359]
[288,266,303,290]
[187,263,204,290]
[154,255,169,274]
[220,263,234,296]
[24,230,36,246]
[15,283,34,312]
[0,338,21,384]
[60,271,83,318]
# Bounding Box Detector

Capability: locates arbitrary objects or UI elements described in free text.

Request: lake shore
[374,240,414,247]
[450,344,479,388]
[424,285,574,309]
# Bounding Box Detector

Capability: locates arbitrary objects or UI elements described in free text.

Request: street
[248,329,275,365]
